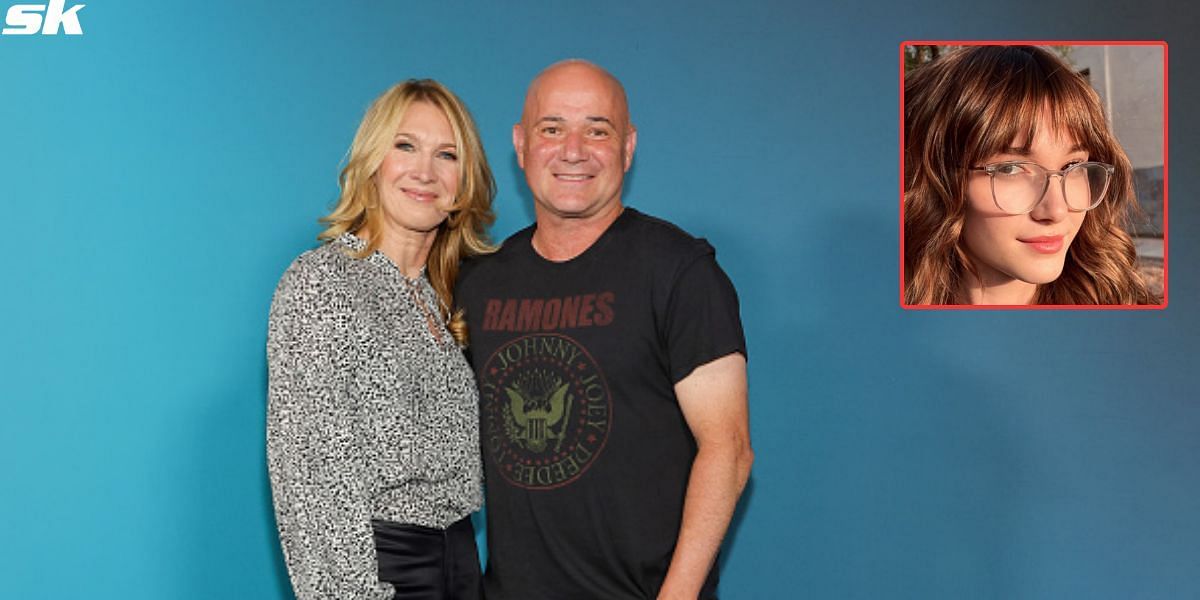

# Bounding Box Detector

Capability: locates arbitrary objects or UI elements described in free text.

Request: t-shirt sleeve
[662,245,747,384]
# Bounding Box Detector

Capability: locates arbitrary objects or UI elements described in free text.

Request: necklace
[401,273,447,345]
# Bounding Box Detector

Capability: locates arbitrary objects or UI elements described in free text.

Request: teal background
[2,1,1197,598]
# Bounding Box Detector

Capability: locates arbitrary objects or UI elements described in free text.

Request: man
[457,60,753,599]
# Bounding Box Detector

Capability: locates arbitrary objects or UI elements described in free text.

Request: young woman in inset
[904,45,1157,305]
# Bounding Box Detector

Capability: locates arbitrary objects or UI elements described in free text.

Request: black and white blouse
[266,233,482,599]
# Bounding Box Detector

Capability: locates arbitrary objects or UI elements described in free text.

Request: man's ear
[513,124,526,170]
[623,125,638,172]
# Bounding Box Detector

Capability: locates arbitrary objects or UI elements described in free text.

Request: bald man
[457,60,753,600]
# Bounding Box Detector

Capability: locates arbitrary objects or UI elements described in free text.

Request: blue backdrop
[2,1,1197,598]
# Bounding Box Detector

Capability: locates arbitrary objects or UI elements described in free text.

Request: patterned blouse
[266,233,482,599]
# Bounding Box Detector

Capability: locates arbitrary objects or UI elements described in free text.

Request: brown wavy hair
[903,45,1156,305]
[318,79,496,343]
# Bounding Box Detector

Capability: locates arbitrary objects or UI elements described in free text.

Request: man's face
[513,65,637,221]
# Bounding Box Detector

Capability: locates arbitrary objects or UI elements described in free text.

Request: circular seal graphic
[479,333,612,490]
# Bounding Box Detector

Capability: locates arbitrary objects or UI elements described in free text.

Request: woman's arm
[266,261,393,600]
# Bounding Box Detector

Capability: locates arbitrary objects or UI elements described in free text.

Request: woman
[903,45,1157,305]
[267,79,494,599]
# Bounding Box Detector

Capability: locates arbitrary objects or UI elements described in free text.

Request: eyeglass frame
[968,160,1116,216]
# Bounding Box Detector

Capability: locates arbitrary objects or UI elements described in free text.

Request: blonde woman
[904,45,1156,305]
[267,79,494,599]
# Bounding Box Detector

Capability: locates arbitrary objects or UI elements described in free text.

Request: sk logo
[2,0,85,35]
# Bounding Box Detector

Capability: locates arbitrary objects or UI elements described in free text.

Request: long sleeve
[266,262,394,600]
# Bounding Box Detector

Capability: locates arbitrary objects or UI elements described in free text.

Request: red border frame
[898,40,1169,310]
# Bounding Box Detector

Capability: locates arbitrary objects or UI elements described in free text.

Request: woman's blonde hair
[319,79,496,342]
[903,45,1156,305]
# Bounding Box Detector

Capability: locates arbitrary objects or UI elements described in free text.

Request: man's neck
[531,202,625,262]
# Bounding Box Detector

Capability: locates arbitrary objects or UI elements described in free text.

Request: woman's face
[961,114,1088,303]
[374,101,460,236]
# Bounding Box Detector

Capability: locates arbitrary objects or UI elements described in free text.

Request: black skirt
[372,516,482,600]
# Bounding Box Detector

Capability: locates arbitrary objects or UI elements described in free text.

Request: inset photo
[900,42,1167,309]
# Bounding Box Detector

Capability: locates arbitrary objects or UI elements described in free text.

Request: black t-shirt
[457,208,746,600]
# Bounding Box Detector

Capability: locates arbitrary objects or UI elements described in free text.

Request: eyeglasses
[970,161,1115,215]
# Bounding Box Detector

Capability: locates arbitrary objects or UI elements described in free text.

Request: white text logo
[2,0,85,35]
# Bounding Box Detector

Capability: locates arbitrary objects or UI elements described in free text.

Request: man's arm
[658,352,753,600]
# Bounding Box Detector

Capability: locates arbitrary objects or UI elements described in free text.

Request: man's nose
[560,131,587,162]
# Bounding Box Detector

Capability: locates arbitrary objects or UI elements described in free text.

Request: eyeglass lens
[991,163,1110,214]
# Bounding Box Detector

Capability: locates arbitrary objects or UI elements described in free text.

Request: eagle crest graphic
[504,377,572,453]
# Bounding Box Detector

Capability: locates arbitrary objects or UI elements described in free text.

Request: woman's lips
[1019,235,1064,254]
[402,188,437,202]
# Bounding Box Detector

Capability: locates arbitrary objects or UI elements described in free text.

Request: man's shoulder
[623,208,695,240]
[457,225,535,293]
[620,208,716,264]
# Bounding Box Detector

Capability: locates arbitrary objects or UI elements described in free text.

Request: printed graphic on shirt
[481,292,615,332]
[479,333,611,489]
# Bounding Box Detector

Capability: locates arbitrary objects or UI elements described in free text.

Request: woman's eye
[437,151,458,161]
[995,164,1028,176]
[395,142,415,151]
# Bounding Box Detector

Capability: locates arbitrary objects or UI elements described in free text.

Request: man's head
[513,60,637,221]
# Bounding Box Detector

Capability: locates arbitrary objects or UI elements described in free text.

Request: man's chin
[535,197,617,220]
